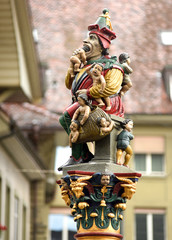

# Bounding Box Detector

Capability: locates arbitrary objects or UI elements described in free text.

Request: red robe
[65,65,125,118]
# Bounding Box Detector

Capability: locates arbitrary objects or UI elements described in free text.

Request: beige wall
[0,146,30,240]
[123,124,172,240]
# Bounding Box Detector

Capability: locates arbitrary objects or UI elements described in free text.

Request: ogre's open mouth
[82,43,93,54]
[82,45,90,52]
[82,43,94,60]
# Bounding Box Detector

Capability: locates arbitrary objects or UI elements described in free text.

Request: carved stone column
[57,170,141,240]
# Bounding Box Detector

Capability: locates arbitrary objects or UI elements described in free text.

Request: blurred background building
[0,0,172,240]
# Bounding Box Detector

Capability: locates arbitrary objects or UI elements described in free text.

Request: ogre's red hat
[88,9,116,49]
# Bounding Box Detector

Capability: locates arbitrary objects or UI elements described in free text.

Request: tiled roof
[28,0,172,114]
[0,103,61,130]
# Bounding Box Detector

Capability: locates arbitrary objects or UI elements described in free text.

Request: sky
[55,146,71,173]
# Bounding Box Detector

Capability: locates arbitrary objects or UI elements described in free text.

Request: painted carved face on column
[101,175,110,186]
[61,179,69,190]
[83,34,102,61]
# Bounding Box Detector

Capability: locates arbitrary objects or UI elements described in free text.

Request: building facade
[124,115,172,240]
[0,0,42,239]
[0,1,59,240]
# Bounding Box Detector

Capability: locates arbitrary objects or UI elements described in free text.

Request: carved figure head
[83,10,116,60]
[119,52,130,64]
[88,9,116,49]
[83,34,103,61]
[101,174,110,186]
[92,63,104,76]
[77,93,89,106]
[70,120,80,131]
[61,175,71,189]
[121,119,133,132]
[97,117,108,127]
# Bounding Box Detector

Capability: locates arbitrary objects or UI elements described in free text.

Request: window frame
[134,153,165,176]
[134,209,166,240]
[14,197,19,240]
[49,213,77,240]
[160,30,172,46]
[162,65,172,101]
[22,205,27,240]
[5,185,10,240]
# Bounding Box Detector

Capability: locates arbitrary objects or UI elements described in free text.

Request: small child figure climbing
[69,48,87,78]
[69,120,80,147]
[86,63,111,111]
[96,117,115,135]
[72,94,91,126]
[116,119,134,167]
[119,52,133,96]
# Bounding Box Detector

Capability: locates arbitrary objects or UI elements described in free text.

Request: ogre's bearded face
[83,34,102,61]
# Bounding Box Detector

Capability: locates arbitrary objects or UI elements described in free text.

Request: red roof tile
[0,103,61,130]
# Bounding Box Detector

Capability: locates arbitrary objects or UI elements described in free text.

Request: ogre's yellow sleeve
[89,68,123,98]
[65,69,73,89]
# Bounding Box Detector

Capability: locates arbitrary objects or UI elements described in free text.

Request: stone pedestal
[57,116,141,240]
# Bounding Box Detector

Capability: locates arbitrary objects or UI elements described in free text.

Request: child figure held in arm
[86,63,111,111]
[116,119,134,167]
[119,53,133,96]
[72,94,91,126]
[69,94,91,146]
[97,117,115,135]
[69,48,87,78]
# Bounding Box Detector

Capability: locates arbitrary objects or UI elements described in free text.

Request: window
[32,29,39,43]
[22,206,26,240]
[49,214,76,240]
[135,210,166,240]
[162,66,172,101]
[160,31,172,45]
[134,153,164,175]
[5,186,10,240]
[14,197,19,240]
[133,136,165,176]
[120,216,124,237]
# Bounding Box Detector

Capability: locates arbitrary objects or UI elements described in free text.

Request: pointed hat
[88,9,116,49]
